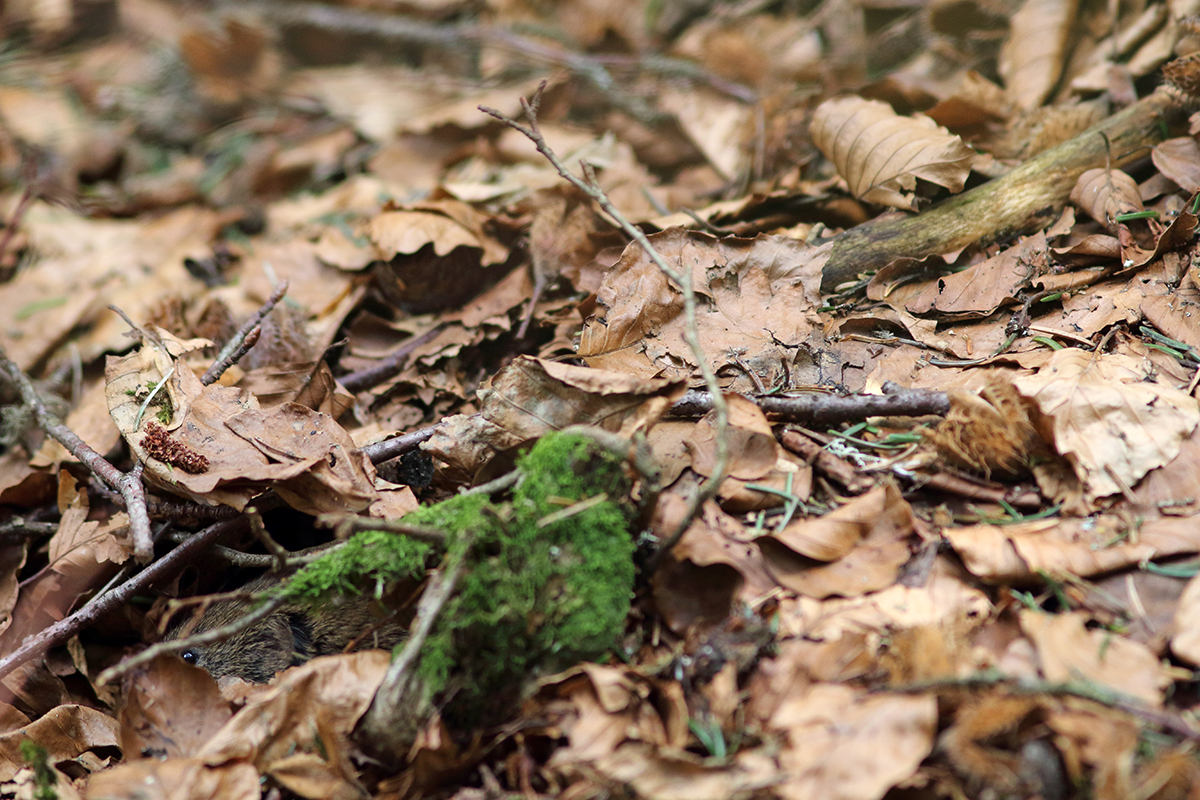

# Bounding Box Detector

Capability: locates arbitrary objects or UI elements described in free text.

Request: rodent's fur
[163,575,406,683]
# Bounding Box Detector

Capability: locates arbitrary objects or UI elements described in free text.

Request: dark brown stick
[0,350,155,563]
[779,429,874,493]
[339,323,447,394]
[201,279,288,385]
[359,424,441,464]
[670,387,950,423]
[821,89,1189,291]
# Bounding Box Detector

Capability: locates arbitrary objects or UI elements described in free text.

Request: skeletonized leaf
[1069,168,1142,232]
[999,0,1080,110]
[810,97,976,211]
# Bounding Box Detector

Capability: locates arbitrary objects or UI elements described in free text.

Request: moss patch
[421,432,636,726]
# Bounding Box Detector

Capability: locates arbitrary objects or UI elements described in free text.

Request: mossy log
[820,89,1191,292]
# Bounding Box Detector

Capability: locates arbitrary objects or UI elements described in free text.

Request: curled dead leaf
[810,96,976,210]
[1069,168,1142,232]
[1012,348,1199,501]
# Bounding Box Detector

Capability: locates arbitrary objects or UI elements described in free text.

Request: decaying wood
[821,89,1191,292]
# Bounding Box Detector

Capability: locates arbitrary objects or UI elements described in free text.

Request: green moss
[285,529,434,605]
[417,432,637,726]
[277,432,637,730]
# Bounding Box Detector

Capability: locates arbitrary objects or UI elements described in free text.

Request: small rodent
[163,575,406,683]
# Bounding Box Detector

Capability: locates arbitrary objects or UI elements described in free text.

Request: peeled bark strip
[821,89,1190,292]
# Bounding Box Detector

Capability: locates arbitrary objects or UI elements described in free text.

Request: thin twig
[0,349,155,563]
[670,387,951,423]
[166,531,344,568]
[250,2,756,113]
[249,511,291,574]
[0,517,245,685]
[480,84,730,568]
[315,514,447,545]
[201,279,288,385]
[339,323,448,394]
[359,424,441,465]
[202,326,261,386]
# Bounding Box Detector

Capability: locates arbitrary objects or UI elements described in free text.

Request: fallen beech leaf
[652,499,778,632]
[905,233,1049,320]
[118,655,233,761]
[199,652,389,769]
[776,560,991,641]
[1012,348,1199,500]
[945,513,1200,583]
[760,484,915,598]
[771,683,936,800]
[1170,571,1200,666]
[1070,168,1142,232]
[810,96,976,210]
[423,356,684,477]
[1022,610,1170,707]
[1152,137,1200,193]
[0,704,119,781]
[85,758,260,800]
[999,0,1079,110]
[577,228,826,391]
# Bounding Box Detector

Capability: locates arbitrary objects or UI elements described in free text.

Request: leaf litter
[2,1,1200,799]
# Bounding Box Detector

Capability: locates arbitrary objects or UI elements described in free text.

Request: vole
[163,575,407,683]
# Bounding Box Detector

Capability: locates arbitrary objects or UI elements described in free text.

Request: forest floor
[2,1,1200,799]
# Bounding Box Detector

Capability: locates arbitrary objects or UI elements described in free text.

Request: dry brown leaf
[770,683,936,800]
[577,228,826,391]
[652,498,779,633]
[106,340,381,514]
[0,475,129,692]
[84,758,260,800]
[1169,571,1200,665]
[1012,348,1199,500]
[1021,610,1171,707]
[1069,168,1143,232]
[1152,137,1200,194]
[684,395,812,511]
[0,704,119,781]
[118,655,233,761]
[198,652,388,770]
[945,513,1200,583]
[1046,706,1139,800]
[775,559,992,642]
[998,0,1080,110]
[535,665,777,800]
[809,96,976,210]
[904,233,1049,319]
[759,484,914,598]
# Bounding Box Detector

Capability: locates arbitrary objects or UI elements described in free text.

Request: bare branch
[359,424,441,465]
[0,349,155,563]
[339,323,447,394]
[670,387,950,423]
[357,532,472,762]
[202,279,289,385]
[480,83,731,566]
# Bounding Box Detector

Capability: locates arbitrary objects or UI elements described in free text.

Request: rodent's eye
[181,650,199,665]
